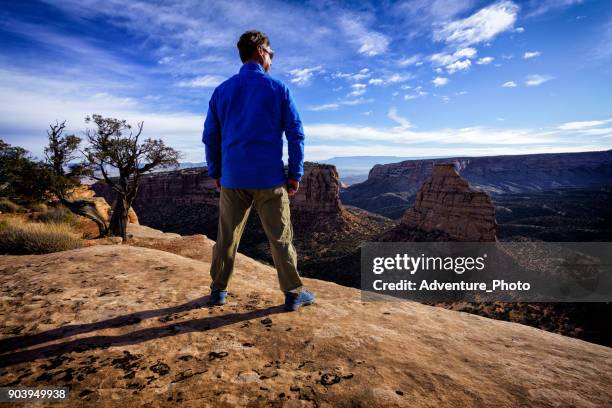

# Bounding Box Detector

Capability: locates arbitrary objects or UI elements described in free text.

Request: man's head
[237,30,273,73]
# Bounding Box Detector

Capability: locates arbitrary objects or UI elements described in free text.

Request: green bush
[0,218,82,254]
[31,206,79,227]
[0,197,22,213]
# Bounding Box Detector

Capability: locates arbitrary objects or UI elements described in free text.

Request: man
[202,30,315,312]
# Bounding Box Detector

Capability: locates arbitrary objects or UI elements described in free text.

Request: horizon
[1,0,612,163]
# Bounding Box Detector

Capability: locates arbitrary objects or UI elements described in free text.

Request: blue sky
[1,0,611,163]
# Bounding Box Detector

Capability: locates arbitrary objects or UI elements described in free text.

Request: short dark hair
[237,30,270,63]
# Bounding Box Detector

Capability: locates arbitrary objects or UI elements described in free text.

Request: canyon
[341,149,612,218]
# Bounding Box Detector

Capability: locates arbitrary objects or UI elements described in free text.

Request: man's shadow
[0,296,285,368]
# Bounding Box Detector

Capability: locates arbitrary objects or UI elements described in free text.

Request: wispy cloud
[433,1,519,46]
[502,81,517,87]
[339,15,390,56]
[307,97,373,111]
[432,76,449,87]
[0,68,204,161]
[431,47,478,74]
[387,107,413,129]
[476,56,494,65]
[398,55,422,66]
[177,75,225,88]
[446,59,472,74]
[368,73,412,86]
[525,0,584,18]
[288,66,323,86]
[523,51,541,59]
[558,118,612,130]
[332,68,371,81]
[525,74,554,86]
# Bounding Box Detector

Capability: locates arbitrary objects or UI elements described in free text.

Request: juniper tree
[43,120,109,236]
[83,114,181,240]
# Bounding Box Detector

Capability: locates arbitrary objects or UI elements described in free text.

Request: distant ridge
[341,149,612,218]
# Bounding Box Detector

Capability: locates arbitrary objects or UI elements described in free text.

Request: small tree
[43,121,109,236]
[83,114,181,240]
[0,139,54,204]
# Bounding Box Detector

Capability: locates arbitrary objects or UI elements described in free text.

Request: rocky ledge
[0,226,610,407]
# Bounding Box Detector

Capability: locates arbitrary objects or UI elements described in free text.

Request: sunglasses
[260,44,274,60]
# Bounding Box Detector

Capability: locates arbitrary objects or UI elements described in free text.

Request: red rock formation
[92,163,342,215]
[292,163,341,213]
[401,163,497,241]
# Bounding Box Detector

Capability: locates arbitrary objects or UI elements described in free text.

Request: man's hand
[214,178,221,191]
[287,178,299,196]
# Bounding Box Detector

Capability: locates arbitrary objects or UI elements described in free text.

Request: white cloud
[525,74,554,86]
[348,83,367,96]
[332,68,371,81]
[446,59,472,74]
[476,56,494,65]
[432,76,449,87]
[368,73,411,86]
[340,16,390,56]
[398,55,421,66]
[526,0,584,18]
[523,51,541,59]
[434,1,519,46]
[431,53,455,66]
[387,107,413,129]
[176,75,225,88]
[514,27,525,33]
[502,81,517,87]
[342,97,374,106]
[404,90,428,100]
[431,47,478,74]
[0,68,204,162]
[454,47,478,59]
[558,119,612,130]
[347,88,366,97]
[308,103,340,111]
[307,97,373,111]
[288,66,323,86]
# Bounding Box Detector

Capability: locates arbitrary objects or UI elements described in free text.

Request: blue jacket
[202,62,305,189]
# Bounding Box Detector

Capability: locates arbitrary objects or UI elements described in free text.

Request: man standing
[202,30,315,311]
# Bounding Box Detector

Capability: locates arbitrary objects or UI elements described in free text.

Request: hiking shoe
[208,290,227,306]
[284,289,315,311]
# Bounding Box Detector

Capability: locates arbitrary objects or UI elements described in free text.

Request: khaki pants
[209,184,303,295]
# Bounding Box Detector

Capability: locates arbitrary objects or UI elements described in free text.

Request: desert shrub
[28,202,49,213]
[32,206,78,226]
[0,218,82,254]
[0,197,22,213]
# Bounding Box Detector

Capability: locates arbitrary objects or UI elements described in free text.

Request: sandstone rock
[0,241,610,407]
[291,163,342,213]
[92,163,342,215]
[401,163,497,241]
[342,149,612,218]
[66,185,139,225]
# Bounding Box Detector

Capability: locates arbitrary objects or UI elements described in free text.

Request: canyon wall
[91,162,343,237]
[341,149,612,218]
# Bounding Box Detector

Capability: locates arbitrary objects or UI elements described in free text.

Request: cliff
[91,163,392,284]
[0,227,610,407]
[401,164,497,241]
[341,149,612,218]
[92,162,341,218]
